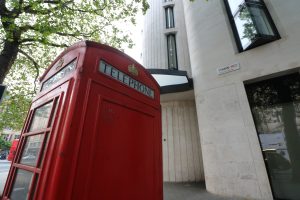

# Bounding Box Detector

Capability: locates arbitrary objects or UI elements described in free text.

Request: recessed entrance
[245,72,300,200]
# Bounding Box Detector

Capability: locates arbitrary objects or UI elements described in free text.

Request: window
[245,73,300,199]
[10,169,34,200]
[20,134,45,166]
[224,0,280,52]
[167,34,178,70]
[8,98,58,200]
[165,7,175,29]
[29,101,53,132]
[41,59,76,92]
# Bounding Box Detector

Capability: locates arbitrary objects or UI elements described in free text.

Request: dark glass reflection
[226,0,279,51]
[10,169,34,200]
[246,73,300,200]
[37,133,49,167]
[248,6,274,36]
[227,0,244,13]
[41,60,76,91]
[29,101,53,132]
[165,7,175,29]
[234,4,257,49]
[20,134,45,167]
[167,34,177,70]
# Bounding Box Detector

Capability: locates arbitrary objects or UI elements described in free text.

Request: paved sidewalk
[0,160,11,196]
[164,182,244,200]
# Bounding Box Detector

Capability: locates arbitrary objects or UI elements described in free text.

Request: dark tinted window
[245,73,300,199]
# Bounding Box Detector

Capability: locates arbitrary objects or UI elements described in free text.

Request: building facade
[142,0,205,182]
[142,0,300,199]
[0,129,20,142]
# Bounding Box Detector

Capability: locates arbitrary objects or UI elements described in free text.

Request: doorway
[245,72,300,200]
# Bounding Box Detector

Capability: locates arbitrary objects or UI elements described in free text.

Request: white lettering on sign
[217,63,240,75]
[99,60,155,99]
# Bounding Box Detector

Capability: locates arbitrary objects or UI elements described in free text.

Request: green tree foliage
[238,5,256,40]
[0,0,149,131]
[0,136,11,150]
[0,44,58,130]
[0,86,32,131]
[0,0,149,83]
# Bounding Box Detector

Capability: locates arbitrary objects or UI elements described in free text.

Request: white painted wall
[182,0,300,199]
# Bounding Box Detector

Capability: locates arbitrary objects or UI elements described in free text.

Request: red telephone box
[2,41,162,200]
[7,139,19,161]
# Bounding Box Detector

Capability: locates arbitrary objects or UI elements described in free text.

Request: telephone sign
[99,60,155,98]
[2,41,162,200]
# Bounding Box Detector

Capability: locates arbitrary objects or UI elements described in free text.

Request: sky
[123,12,144,64]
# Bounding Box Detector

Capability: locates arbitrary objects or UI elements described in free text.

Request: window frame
[224,0,280,52]
[7,97,59,200]
[166,34,178,70]
[165,6,175,29]
[40,58,77,92]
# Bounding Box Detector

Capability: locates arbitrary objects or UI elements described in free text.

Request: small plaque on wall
[217,63,240,75]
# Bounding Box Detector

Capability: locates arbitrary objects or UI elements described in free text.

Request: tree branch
[65,3,107,14]
[0,0,8,15]
[18,49,40,68]
[55,29,104,39]
[43,0,61,4]
[55,32,80,38]
[10,0,24,17]
[23,6,55,15]
[19,39,68,48]
[23,1,72,15]
[18,49,40,93]
[19,25,36,32]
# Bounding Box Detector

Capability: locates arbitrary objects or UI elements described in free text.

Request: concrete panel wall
[182,0,300,199]
[161,100,204,182]
[142,0,166,69]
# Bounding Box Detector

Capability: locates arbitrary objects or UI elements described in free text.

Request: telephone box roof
[39,41,159,88]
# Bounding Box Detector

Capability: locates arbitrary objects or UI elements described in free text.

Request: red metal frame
[2,41,162,200]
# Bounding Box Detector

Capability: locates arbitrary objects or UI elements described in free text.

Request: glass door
[7,96,60,200]
[245,73,300,200]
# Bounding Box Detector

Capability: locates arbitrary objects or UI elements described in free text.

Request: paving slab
[164,182,244,200]
[0,160,11,197]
